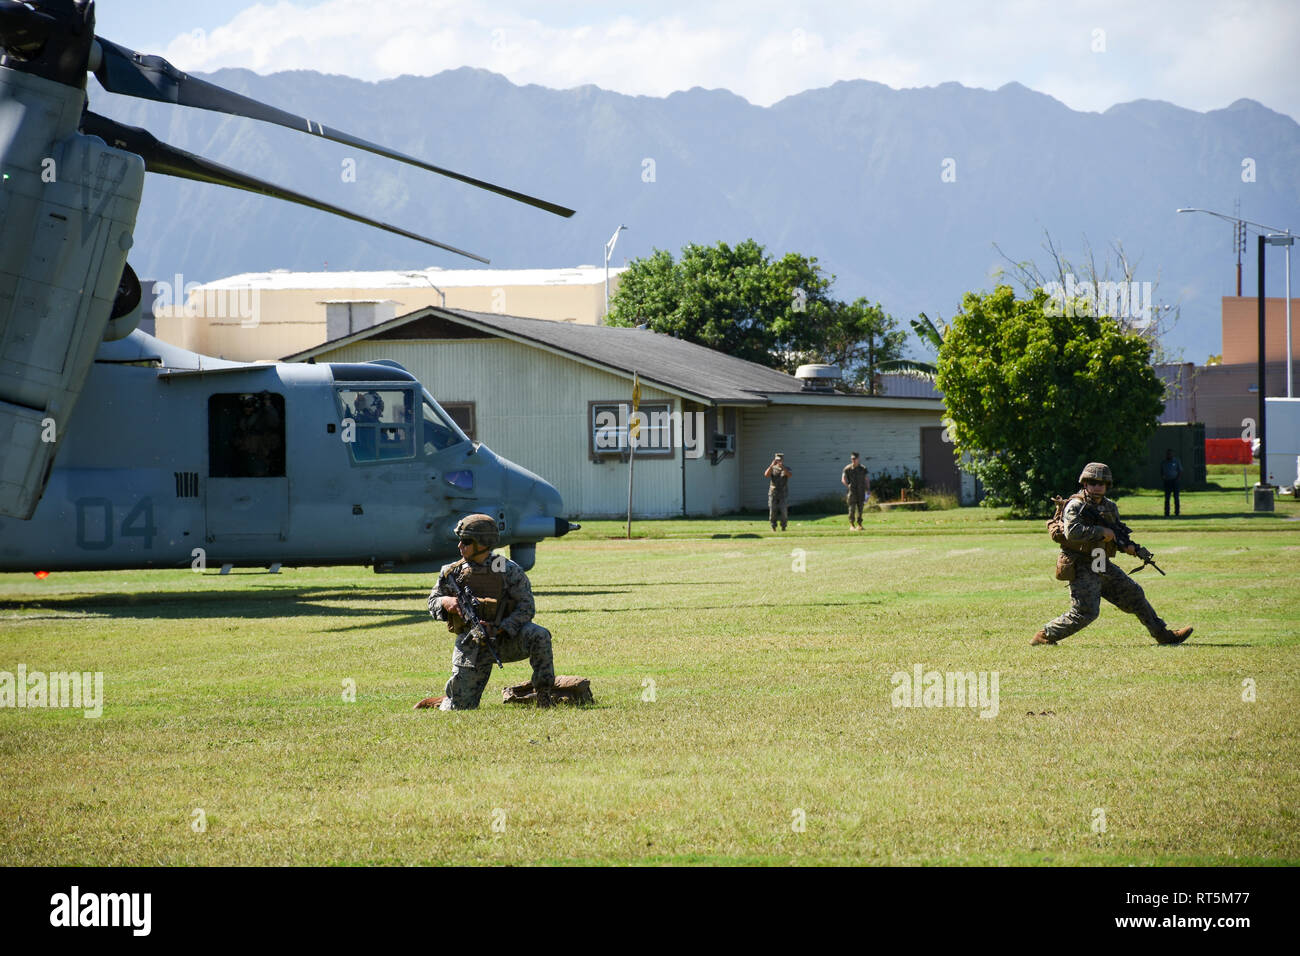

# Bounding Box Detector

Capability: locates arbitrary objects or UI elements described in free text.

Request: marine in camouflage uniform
[424,514,556,709]
[764,453,791,531]
[1033,462,1192,646]
[842,452,869,530]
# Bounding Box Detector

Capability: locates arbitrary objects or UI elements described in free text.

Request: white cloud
[159,0,1300,120]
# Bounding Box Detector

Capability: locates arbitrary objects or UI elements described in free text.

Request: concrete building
[1221,296,1300,365]
[1158,296,1300,438]
[152,265,627,362]
[286,307,951,518]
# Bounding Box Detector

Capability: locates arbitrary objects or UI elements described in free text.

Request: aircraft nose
[503,461,577,540]
[532,476,563,519]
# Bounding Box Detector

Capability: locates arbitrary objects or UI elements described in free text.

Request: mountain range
[91,68,1300,364]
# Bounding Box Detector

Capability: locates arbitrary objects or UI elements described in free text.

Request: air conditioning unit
[712,433,734,453]
[795,364,842,392]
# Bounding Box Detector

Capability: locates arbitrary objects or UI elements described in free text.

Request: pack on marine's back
[1047,493,1079,546]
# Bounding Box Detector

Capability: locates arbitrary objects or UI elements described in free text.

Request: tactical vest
[446,557,512,633]
[1048,492,1119,580]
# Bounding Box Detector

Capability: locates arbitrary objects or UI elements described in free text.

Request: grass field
[1,482,1297,865]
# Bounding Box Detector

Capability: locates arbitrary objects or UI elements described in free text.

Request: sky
[93,0,1300,121]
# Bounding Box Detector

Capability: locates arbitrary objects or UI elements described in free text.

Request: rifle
[1078,500,1166,576]
[443,573,504,668]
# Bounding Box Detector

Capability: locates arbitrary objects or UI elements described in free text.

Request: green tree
[879,311,946,380]
[993,230,1181,365]
[608,240,832,366]
[936,285,1164,515]
[810,297,907,394]
[608,240,904,386]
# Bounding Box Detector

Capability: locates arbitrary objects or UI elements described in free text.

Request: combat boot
[534,686,555,708]
[1030,630,1056,645]
[1157,626,1193,645]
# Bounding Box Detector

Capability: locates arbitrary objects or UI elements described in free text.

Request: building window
[589,400,674,458]
[441,402,476,441]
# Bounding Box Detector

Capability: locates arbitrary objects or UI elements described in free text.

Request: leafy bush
[870,467,925,502]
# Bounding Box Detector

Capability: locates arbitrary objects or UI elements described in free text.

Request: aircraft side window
[339,388,415,463]
[422,397,466,455]
[209,392,286,478]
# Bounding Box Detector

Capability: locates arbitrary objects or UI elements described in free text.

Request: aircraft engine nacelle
[0,65,144,519]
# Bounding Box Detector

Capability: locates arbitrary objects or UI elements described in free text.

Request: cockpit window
[422,391,469,454]
[337,387,416,462]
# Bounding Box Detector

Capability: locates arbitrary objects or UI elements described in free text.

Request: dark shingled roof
[290,306,810,404]
[447,308,806,402]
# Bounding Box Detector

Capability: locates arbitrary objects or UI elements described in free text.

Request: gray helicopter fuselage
[0,329,569,572]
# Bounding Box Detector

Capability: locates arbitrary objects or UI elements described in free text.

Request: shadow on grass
[0,580,732,625]
[0,587,432,623]
[1151,512,1294,520]
[545,598,886,614]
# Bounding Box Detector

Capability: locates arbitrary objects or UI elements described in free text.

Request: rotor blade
[81,111,489,264]
[0,0,56,54]
[91,37,576,218]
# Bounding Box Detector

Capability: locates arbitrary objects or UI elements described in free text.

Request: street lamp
[403,270,446,308]
[604,224,627,321]
[1178,208,1295,497]
[1265,233,1295,399]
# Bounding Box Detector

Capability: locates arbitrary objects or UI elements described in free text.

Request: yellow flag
[629,372,641,439]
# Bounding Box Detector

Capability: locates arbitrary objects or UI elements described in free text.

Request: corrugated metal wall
[682,401,741,515]
[323,339,684,517]
[739,405,941,508]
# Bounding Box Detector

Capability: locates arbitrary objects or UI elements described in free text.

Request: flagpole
[626,371,639,539]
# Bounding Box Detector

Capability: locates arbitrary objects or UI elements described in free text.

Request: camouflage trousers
[847,492,866,525]
[769,490,788,529]
[1042,561,1168,642]
[442,622,555,710]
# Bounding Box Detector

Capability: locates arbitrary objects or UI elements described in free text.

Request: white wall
[739,405,942,508]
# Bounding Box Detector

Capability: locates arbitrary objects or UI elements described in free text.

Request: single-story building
[286,306,955,518]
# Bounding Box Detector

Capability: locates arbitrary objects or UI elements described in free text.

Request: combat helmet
[1078,462,1113,486]
[453,513,499,548]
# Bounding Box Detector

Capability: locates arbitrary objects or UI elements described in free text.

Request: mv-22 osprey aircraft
[0,0,579,574]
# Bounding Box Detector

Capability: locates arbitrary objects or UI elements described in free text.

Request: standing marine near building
[417,514,556,709]
[842,452,870,530]
[1033,462,1193,646]
[764,453,791,531]
[1161,448,1183,517]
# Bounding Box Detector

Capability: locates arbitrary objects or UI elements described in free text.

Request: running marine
[1033,462,1193,646]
